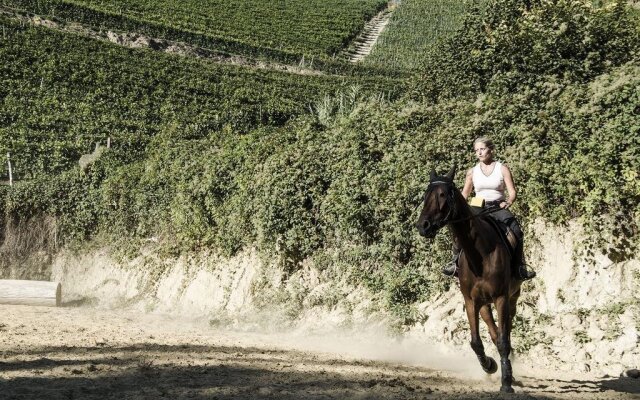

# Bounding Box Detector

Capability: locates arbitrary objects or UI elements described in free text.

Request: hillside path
[344,8,392,63]
[1,305,638,399]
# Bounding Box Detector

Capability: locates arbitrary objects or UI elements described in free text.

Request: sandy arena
[0,304,638,399]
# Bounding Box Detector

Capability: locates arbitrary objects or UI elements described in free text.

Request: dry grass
[0,215,58,279]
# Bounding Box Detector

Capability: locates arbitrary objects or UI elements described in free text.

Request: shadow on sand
[1,343,636,399]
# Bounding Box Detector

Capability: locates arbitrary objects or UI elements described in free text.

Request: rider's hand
[500,201,511,209]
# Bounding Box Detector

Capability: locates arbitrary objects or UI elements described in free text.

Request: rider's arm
[461,168,473,199]
[501,164,517,208]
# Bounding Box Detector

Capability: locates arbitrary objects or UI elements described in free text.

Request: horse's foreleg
[465,300,497,374]
[495,296,514,393]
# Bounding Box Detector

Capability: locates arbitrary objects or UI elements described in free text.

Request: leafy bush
[415,0,640,101]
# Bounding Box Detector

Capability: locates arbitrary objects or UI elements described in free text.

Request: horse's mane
[431,174,474,222]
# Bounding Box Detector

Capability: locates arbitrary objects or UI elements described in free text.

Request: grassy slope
[65,0,387,56]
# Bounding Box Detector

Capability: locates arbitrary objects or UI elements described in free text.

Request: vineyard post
[107,137,111,148]
[7,153,13,186]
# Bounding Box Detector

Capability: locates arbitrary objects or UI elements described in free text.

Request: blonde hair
[473,136,495,150]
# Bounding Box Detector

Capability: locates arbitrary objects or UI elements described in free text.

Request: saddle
[477,215,525,278]
[469,203,519,254]
[453,214,519,271]
[482,215,518,254]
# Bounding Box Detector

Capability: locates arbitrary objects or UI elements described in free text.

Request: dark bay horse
[415,166,522,393]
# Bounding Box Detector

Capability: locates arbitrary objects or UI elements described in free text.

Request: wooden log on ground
[0,280,61,307]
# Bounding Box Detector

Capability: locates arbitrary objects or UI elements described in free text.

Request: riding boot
[515,242,536,280]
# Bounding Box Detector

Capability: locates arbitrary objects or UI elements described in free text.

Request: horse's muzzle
[416,221,438,239]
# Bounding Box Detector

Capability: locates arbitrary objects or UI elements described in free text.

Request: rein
[422,180,502,228]
[447,204,502,224]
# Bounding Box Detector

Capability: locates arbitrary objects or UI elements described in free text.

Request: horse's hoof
[483,357,498,374]
[500,385,515,393]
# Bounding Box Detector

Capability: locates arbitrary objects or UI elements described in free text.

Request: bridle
[424,180,457,230]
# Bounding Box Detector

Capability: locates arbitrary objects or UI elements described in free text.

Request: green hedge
[415,0,640,101]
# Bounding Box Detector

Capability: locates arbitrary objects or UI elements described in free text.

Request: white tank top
[473,161,505,202]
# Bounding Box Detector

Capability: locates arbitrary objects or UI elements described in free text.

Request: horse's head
[415,165,457,238]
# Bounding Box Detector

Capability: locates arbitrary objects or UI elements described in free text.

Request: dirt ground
[0,305,638,400]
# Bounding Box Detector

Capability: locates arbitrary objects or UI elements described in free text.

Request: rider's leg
[509,220,536,280]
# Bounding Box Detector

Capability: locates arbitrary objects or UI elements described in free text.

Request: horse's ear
[430,169,437,181]
[446,165,456,181]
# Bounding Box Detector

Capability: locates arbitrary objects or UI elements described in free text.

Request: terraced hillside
[1,0,387,69]
[0,14,402,178]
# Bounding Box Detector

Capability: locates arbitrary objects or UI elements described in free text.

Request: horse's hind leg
[508,288,521,356]
[495,296,514,393]
[465,300,497,374]
[508,288,521,332]
[480,304,498,345]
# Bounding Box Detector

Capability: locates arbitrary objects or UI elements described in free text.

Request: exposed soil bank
[40,220,639,378]
[2,219,638,385]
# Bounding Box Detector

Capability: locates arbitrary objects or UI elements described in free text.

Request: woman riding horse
[443,137,535,280]
[415,142,534,392]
